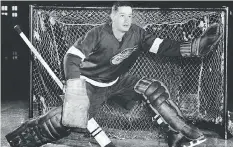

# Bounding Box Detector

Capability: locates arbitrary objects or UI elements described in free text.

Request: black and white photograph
[1,1,233,147]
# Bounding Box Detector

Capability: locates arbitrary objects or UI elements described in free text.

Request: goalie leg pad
[134,77,204,140]
[5,106,71,147]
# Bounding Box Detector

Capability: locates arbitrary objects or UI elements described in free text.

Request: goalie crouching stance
[6,1,222,147]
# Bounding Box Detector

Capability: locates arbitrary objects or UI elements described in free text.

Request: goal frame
[28,5,230,139]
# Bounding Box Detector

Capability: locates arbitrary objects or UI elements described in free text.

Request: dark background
[1,1,233,111]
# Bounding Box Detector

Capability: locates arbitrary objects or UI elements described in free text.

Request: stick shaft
[16,28,63,90]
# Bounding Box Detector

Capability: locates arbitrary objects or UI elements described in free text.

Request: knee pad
[134,77,204,140]
[5,106,71,147]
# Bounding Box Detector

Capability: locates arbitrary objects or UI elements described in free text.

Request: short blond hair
[111,1,133,13]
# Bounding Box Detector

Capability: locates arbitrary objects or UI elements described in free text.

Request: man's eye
[120,15,124,17]
[128,15,132,18]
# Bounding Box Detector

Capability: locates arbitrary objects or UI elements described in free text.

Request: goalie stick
[14,25,115,147]
[14,25,63,90]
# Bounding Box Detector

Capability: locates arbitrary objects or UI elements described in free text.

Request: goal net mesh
[30,6,226,139]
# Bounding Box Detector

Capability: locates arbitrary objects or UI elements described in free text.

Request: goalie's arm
[63,51,83,80]
[138,27,183,56]
[139,24,221,57]
[63,25,101,79]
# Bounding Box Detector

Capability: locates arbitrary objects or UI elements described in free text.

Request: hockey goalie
[6,1,222,147]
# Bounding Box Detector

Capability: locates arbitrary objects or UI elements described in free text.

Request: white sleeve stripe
[66,46,86,61]
[149,38,164,54]
[80,75,119,87]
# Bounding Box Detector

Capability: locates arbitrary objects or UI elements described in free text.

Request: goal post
[29,5,230,140]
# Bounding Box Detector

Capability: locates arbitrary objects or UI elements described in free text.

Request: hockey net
[30,6,228,139]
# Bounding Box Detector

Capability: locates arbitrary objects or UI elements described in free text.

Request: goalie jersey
[68,23,181,83]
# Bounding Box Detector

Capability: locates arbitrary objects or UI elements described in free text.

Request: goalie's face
[111,6,133,32]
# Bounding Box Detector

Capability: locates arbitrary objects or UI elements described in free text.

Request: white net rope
[31,6,225,139]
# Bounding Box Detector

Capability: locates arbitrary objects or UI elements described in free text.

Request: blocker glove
[180,23,222,57]
[62,78,90,128]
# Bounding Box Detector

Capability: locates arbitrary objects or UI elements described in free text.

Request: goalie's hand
[181,23,222,57]
[194,23,222,56]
